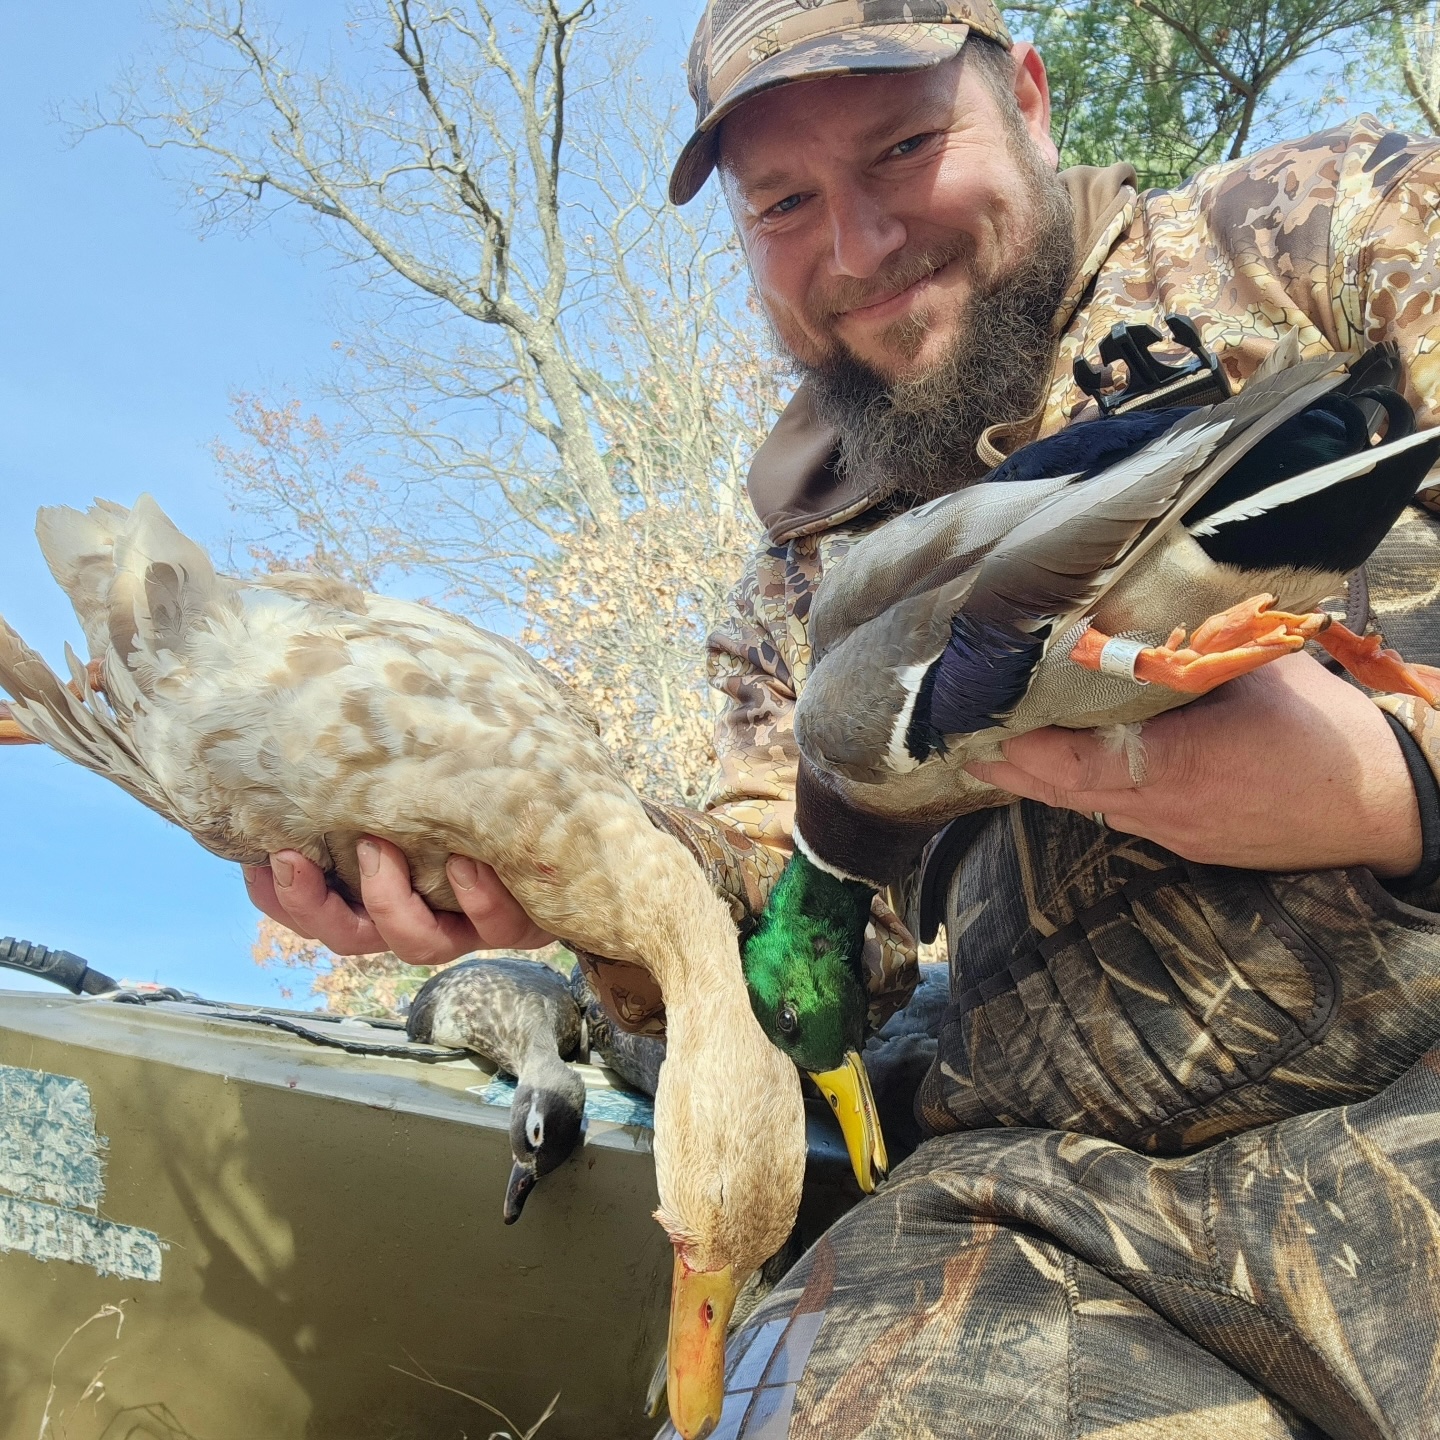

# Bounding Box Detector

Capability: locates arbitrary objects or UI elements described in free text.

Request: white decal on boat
[0,1063,164,1282]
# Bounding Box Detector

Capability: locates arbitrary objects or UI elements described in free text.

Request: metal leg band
[1098,636,1151,685]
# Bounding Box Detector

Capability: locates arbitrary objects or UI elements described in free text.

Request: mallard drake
[743,341,1440,1190]
[0,495,804,1440]
[406,957,586,1222]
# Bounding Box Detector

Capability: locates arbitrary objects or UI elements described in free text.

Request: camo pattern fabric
[916,798,1440,1149]
[655,1043,1440,1440]
[671,0,1014,203]
[1042,123,1440,449]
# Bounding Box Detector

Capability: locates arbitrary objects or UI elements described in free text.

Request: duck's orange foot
[0,703,36,746]
[1071,594,1327,696]
[1316,624,1440,706]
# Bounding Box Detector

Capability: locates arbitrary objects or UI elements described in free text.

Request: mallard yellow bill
[811,1048,889,1193]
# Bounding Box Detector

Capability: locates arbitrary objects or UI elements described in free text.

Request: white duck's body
[0,496,803,1440]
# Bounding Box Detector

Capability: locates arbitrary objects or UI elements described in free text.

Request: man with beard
[247,2,1440,1432]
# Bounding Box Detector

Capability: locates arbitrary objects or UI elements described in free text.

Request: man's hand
[965,653,1424,878]
[243,838,553,965]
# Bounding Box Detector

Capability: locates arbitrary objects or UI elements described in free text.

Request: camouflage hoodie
[579,118,1440,1037]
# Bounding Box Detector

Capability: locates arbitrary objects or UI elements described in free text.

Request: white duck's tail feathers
[35,499,133,656]
[39,494,240,694]
[1187,424,1440,535]
[109,494,236,674]
[0,619,182,826]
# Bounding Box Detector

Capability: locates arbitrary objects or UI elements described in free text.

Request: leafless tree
[96,0,785,811]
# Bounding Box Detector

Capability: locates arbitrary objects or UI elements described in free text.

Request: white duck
[0,496,804,1440]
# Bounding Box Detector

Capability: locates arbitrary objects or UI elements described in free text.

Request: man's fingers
[243,863,316,938]
[243,841,551,965]
[964,757,1115,814]
[259,849,389,954]
[355,837,480,967]
[447,856,554,950]
[996,725,1152,795]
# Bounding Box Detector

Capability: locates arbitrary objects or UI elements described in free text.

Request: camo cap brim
[670,2,1013,207]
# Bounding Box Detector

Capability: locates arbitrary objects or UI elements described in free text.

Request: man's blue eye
[893,134,929,156]
[772,194,803,215]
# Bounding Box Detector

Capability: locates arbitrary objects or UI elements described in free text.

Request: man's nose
[825,187,907,279]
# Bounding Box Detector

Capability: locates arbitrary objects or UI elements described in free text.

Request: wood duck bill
[810,1049,888,1193]
[502,1159,537,1223]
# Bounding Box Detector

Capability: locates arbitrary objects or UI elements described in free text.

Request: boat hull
[0,989,674,1440]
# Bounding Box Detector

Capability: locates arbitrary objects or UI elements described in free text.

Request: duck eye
[812,936,832,957]
[777,1002,799,1038]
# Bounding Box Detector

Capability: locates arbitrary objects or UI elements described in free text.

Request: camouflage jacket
[581,119,1440,1035]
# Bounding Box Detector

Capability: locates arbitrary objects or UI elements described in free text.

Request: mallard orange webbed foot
[1071,594,1328,696]
[1316,624,1440,706]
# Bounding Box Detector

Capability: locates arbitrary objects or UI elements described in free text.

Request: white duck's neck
[642,859,748,1019]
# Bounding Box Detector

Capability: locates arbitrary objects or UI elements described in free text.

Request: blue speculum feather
[906,614,1044,761]
[983,407,1193,485]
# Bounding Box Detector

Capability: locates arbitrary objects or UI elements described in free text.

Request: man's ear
[1010,42,1059,170]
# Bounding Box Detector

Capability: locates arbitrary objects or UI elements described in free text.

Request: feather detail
[1044,357,1354,638]
[106,495,239,680]
[810,474,1075,659]
[1243,328,1303,386]
[913,615,1044,753]
[964,417,1230,632]
[1187,425,1440,536]
[0,622,180,825]
[34,500,131,656]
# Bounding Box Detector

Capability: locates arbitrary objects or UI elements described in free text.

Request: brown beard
[801,149,1075,505]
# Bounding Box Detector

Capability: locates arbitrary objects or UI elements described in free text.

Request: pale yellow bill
[810,1048,888,1193]
[667,1253,741,1440]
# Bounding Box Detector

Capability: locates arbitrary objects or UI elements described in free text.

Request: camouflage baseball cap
[670,0,1013,206]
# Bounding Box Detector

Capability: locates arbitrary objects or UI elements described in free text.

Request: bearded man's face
[721,46,1076,499]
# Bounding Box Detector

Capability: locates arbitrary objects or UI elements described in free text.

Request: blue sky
[1,5,346,1000]
[0,1,693,1005]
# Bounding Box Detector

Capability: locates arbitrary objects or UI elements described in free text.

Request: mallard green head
[742,851,872,1072]
[742,851,888,1192]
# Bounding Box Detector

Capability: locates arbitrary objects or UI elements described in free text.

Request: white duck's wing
[5,493,668,962]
